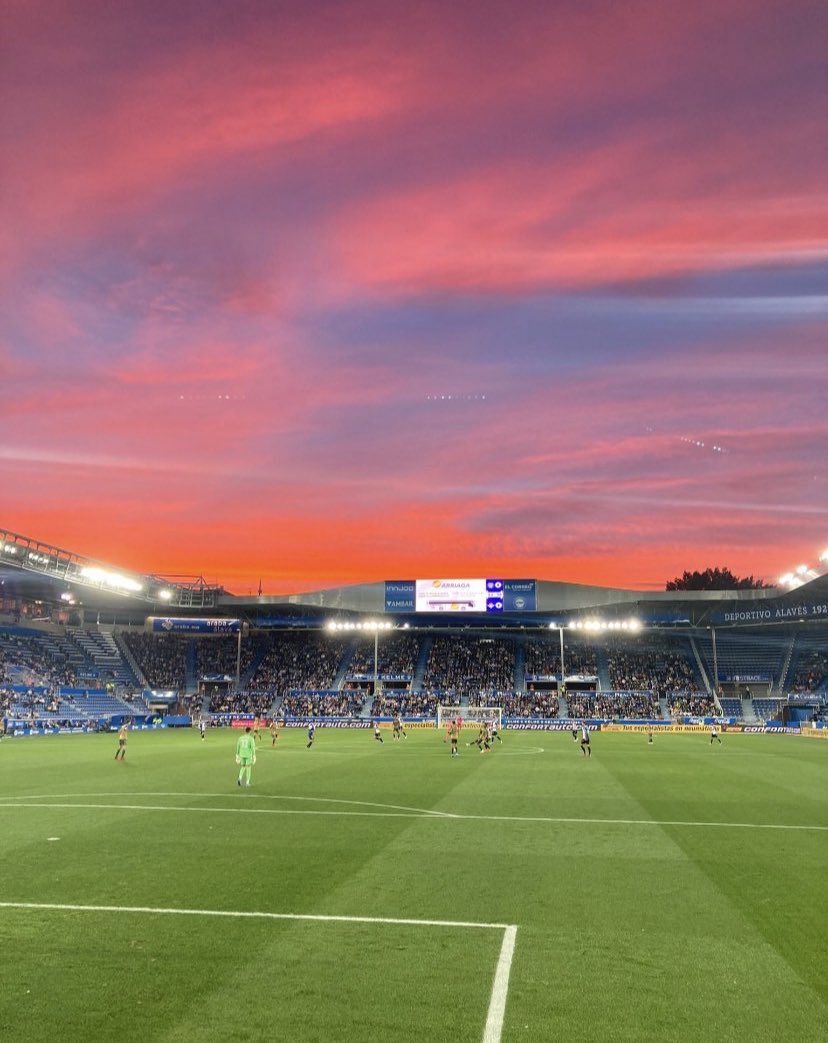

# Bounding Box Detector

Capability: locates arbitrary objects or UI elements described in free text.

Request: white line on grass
[0,901,518,1043]
[4,791,456,818]
[0,799,825,831]
[483,924,517,1043]
[0,900,511,930]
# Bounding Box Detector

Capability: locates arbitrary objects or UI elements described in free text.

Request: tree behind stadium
[665,567,771,591]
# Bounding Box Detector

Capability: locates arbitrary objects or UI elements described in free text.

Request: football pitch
[0,728,825,1042]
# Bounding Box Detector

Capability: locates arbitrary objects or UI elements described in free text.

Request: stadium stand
[422,634,516,702]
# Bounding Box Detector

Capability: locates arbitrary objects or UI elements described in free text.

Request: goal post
[436,705,502,729]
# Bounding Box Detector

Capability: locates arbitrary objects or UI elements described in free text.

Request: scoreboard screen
[384,579,535,613]
[415,578,504,613]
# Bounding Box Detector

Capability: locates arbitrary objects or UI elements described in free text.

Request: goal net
[436,705,502,729]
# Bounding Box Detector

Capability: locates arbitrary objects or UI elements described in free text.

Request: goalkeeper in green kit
[236,726,257,787]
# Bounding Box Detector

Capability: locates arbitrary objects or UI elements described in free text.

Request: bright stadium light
[157,589,173,601]
[569,617,641,632]
[79,565,143,593]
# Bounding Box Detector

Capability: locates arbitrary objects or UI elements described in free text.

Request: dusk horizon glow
[2,0,826,595]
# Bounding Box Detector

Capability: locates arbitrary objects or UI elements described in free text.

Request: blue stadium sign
[147,617,241,634]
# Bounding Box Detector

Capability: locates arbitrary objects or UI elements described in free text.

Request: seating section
[694,631,788,690]
[122,632,188,690]
[4,622,827,725]
[422,635,516,702]
[503,693,559,718]
[606,636,698,697]
[789,645,828,693]
[567,692,661,719]
[347,634,420,679]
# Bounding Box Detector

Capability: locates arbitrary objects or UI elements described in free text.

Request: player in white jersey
[580,723,591,757]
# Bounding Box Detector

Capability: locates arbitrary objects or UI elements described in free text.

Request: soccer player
[199,716,208,741]
[448,718,460,757]
[647,725,654,745]
[270,719,279,747]
[480,722,492,753]
[252,716,262,742]
[710,723,722,745]
[580,723,591,757]
[306,722,315,748]
[491,720,502,743]
[235,725,256,786]
[392,712,402,741]
[373,720,384,743]
[467,725,485,750]
[571,725,579,742]
[114,721,128,761]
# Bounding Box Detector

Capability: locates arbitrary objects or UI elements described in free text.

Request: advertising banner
[504,719,602,731]
[148,617,241,634]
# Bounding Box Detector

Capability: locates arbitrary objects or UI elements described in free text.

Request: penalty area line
[483,923,517,1043]
[0,901,518,1043]
[0,900,513,932]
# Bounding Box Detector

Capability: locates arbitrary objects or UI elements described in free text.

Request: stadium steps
[557,697,569,719]
[332,642,357,690]
[741,700,759,724]
[659,697,670,718]
[595,646,611,691]
[513,637,526,692]
[240,643,270,688]
[412,636,433,691]
[777,633,797,694]
[688,636,712,694]
[114,631,148,688]
[182,639,197,694]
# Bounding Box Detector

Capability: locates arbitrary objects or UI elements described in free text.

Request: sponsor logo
[504,719,601,731]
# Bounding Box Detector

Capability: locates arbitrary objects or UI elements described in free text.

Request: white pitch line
[483,924,518,1043]
[0,901,518,1042]
[0,800,825,831]
[4,791,455,818]
[0,901,512,931]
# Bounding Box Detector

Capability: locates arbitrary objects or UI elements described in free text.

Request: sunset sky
[1,0,826,594]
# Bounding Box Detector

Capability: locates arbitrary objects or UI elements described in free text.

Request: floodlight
[158,589,173,601]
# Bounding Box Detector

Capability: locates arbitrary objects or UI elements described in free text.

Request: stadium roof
[3,526,827,631]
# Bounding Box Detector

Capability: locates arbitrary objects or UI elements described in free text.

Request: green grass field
[0,726,826,1042]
